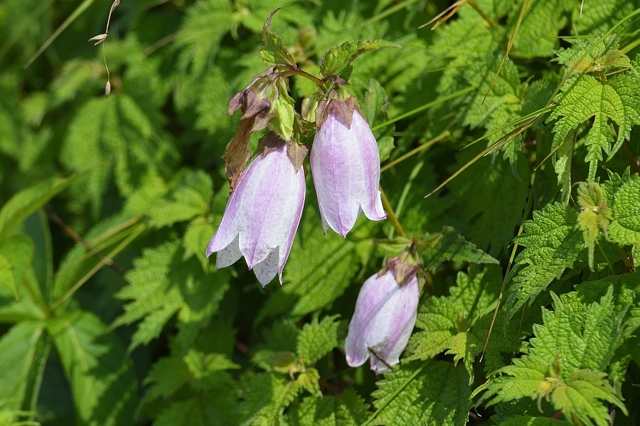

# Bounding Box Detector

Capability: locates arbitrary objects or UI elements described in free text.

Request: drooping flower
[206,134,306,286]
[345,257,419,373]
[310,97,386,237]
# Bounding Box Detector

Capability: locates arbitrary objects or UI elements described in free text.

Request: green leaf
[320,40,401,80]
[113,240,229,352]
[417,226,499,272]
[496,414,572,425]
[506,203,585,317]
[48,311,138,426]
[183,217,216,264]
[369,361,471,426]
[154,390,239,426]
[296,315,341,364]
[0,321,46,411]
[260,9,296,67]
[236,373,300,426]
[147,169,213,228]
[0,175,76,240]
[608,174,640,246]
[548,72,640,178]
[510,0,568,58]
[407,265,502,380]
[576,181,613,269]
[480,288,629,425]
[287,388,369,426]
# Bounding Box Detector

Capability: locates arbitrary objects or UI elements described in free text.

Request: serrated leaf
[260,9,296,67]
[236,373,300,426]
[506,203,585,317]
[296,315,340,364]
[480,288,629,425]
[320,40,401,80]
[287,388,369,426]
[407,265,502,380]
[0,175,76,240]
[147,169,213,228]
[155,390,239,426]
[576,181,613,269]
[370,361,471,426]
[183,217,216,264]
[113,240,229,352]
[0,321,46,411]
[417,226,499,272]
[548,73,640,178]
[48,311,137,426]
[510,0,568,58]
[608,174,640,246]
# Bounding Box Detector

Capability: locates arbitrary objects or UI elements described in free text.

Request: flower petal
[252,247,279,287]
[215,235,243,269]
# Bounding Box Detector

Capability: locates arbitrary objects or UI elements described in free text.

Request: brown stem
[45,207,125,276]
[379,186,406,237]
[622,141,640,173]
[468,0,497,28]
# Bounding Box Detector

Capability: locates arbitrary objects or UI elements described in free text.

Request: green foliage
[506,203,585,316]
[479,287,632,425]
[1,1,640,425]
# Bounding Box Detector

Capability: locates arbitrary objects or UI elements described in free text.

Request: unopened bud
[105,81,111,97]
[89,33,108,45]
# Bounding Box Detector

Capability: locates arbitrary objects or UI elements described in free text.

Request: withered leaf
[286,141,308,172]
[222,118,254,192]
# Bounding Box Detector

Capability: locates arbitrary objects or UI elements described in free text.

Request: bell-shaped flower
[310,98,386,237]
[345,258,419,373]
[206,135,306,286]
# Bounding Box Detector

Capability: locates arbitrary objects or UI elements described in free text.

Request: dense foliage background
[1,0,639,425]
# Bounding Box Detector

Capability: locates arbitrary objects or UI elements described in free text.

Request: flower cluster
[206,88,386,286]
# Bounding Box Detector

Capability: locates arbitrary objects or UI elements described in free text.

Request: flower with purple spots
[206,135,306,286]
[345,257,419,373]
[310,97,386,237]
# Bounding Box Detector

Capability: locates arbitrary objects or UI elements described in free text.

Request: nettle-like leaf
[147,169,213,228]
[61,94,174,216]
[287,388,369,426]
[112,240,229,352]
[370,360,471,426]
[510,0,568,58]
[606,173,640,246]
[549,39,640,178]
[576,181,613,269]
[296,315,341,365]
[319,40,401,80]
[236,373,300,426]
[416,226,500,272]
[506,203,585,317]
[145,350,240,425]
[407,265,502,380]
[260,9,296,67]
[479,288,630,425]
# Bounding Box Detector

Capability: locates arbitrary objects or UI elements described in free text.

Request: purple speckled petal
[311,106,386,237]
[252,247,279,286]
[345,267,419,374]
[205,141,306,286]
[215,235,243,269]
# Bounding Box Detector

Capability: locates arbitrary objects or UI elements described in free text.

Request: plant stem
[467,0,497,28]
[381,131,449,172]
[380,186,406,237]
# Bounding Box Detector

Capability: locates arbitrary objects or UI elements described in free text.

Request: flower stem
[280,67,324,86]
[380,186,406,237]
[381,131,449,172]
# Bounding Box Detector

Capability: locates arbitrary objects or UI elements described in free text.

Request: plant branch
[380,186,406,237]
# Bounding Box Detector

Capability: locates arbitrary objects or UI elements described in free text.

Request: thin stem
[46,207,125,276]
[380,186,406,237]
[381,131,449,172]
[280,67,324,86]
[622,141,640,173]
[371,87,474,131]
[467,0,497,28]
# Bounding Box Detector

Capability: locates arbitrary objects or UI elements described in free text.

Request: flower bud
[345,258,419,373]
[310,98,385,237]
[206,136,306,286]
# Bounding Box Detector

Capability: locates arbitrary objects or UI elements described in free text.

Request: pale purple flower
[310,101,386,237]
[206,141,305,286]
[345,259,419,373]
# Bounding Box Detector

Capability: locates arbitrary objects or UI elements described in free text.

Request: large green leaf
[0,175,76,241]
[48,310,138,426]
[0,321,47,411]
